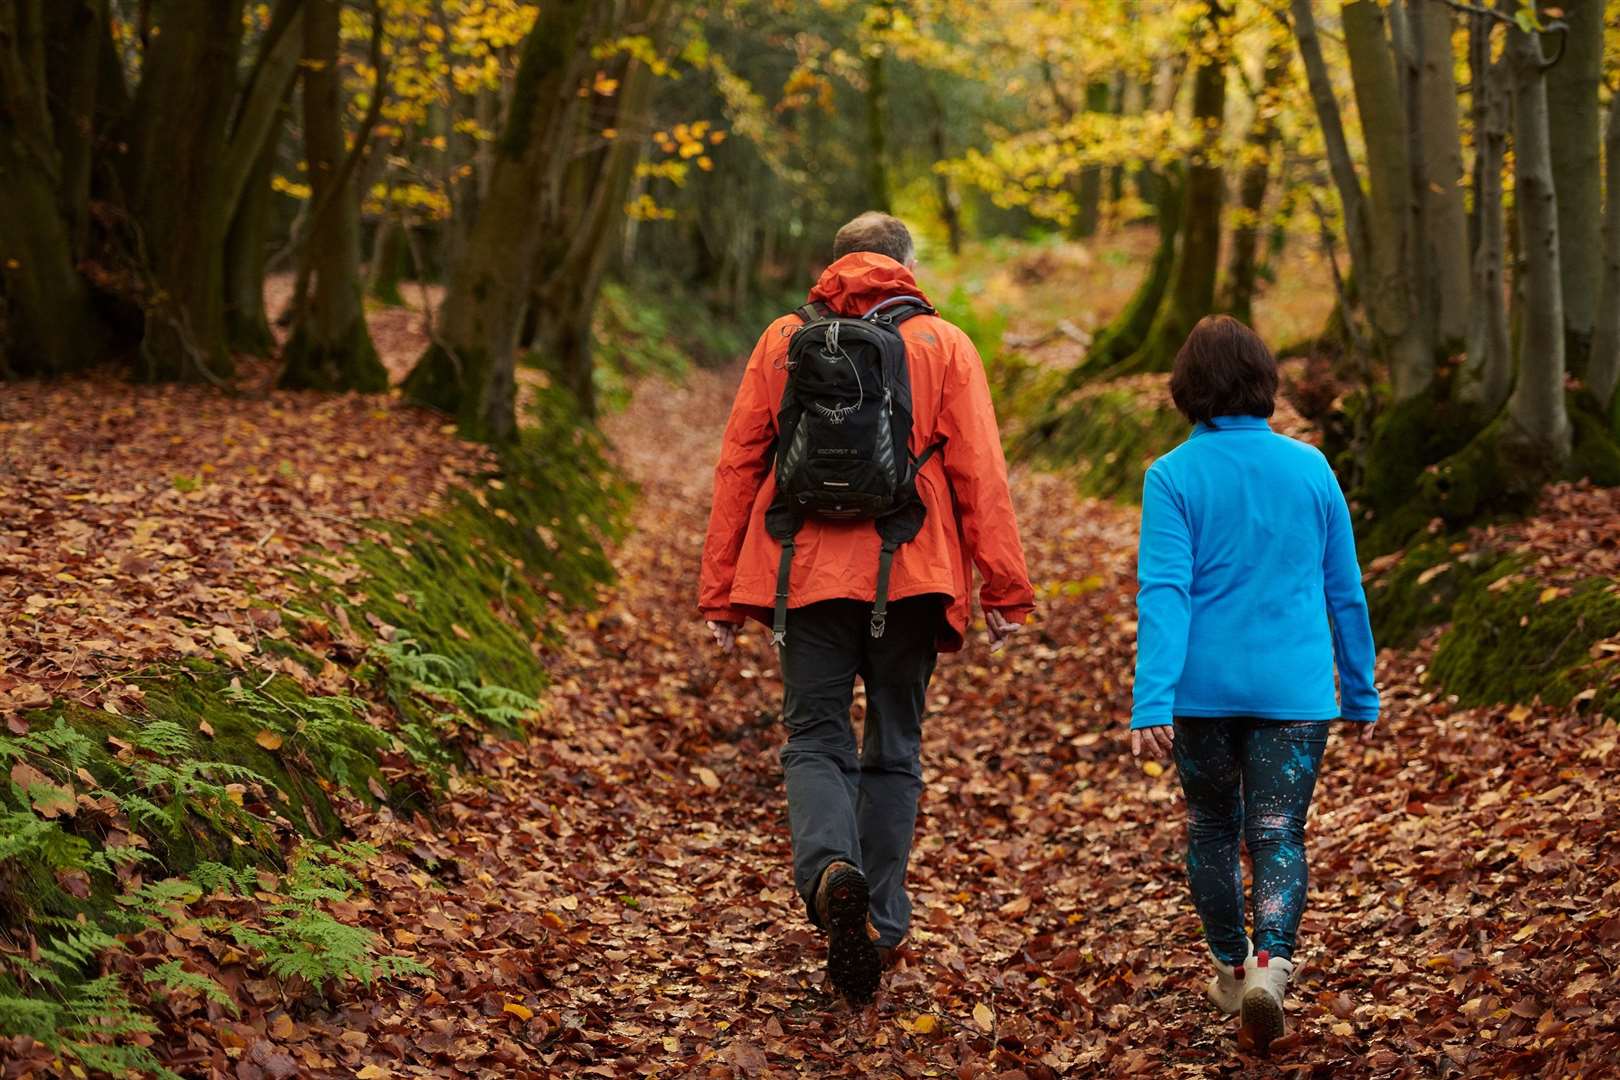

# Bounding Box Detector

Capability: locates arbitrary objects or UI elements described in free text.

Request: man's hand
[706,620,739,654]
[986,610,1021,653]
[1358,720,1378,742]
[1131,725,1176,760]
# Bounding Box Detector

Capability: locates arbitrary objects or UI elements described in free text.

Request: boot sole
[1241,987,1285,1053]
[823,867,880,1003]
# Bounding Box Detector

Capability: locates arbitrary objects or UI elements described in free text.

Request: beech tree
[401,0,599,442]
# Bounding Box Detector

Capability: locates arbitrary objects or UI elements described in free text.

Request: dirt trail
[278,368,1616,1079]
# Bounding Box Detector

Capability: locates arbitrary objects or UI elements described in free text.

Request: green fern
[144,960,238,1015]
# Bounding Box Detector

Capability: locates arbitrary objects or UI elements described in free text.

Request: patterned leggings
[1172,718,1329,967]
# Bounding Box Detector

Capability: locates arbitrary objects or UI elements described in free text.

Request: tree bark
[123,0,244,382]
[1070,81,1110,239]
[863,1,893,214]
[279,0,386,391]
[0,0,102,375]
[224,119,279,357]
[41,0,105,255]
[1589,87,1620,411]
[1342,0,1430,399]
[1544,0,1602,374]
[402,0,595,442]
[1288,0,1371,285]
[1415,0,1470,353]
[220,0,303,227]
[925,79,961,254]
[529,47,658,418]
[368,218,409,306]
[1456,13,1510,414]
[1068,168,1182,382]
[1222,43,1283,326]
[1503,17,1571,460]
[1114,10,1225,376]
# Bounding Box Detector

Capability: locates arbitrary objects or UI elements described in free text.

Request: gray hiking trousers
[778,596,942,947]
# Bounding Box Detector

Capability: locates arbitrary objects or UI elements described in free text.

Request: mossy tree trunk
[279,0,386,392]
[1456,12,1511,415]
[1500,15,1570,462]
[368,219,409,307]
[1544,0,1602,376]
[0,0,103,376]
[1069,81,1110,240]
[1222,41,1284,326]
[1589,86,1620,411]
[1066,167,1183,384]
[122,0,244,383]
[1110,7,1225,376]
[224,122,280,357]
[402,0,595,443]
[526,37,660,420]
[1415,0,1470,355]
[1342,0,1430,400]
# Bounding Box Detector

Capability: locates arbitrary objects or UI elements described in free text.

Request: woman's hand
[1131,725,1176,760]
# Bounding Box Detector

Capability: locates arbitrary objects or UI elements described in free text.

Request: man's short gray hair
[832,212,916,265]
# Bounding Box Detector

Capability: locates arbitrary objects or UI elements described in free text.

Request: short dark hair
[832,212,915,264]
[1169,315,1279,424]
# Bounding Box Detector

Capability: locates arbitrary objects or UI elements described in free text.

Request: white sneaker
[1241,951,1294,1052]
[1206,939,1254,1014]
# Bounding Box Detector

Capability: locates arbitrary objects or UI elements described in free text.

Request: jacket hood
[808,252,933,316]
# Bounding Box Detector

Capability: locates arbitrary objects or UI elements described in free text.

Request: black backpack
[765,295,944,646]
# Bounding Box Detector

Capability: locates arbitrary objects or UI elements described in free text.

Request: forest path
[318,368,1617,1079]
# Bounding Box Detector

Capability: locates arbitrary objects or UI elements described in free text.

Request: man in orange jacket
[698,212,1035,1001]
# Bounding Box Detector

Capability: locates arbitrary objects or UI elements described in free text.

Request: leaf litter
[4,362,1617,1078]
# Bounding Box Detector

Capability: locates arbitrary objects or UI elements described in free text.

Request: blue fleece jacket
[1130,415,1380,730]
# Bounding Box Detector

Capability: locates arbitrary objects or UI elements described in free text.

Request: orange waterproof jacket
[698,252,1035,651]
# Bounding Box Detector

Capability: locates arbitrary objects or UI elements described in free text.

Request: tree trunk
[0,0,102,375]
[1456,13,1510,414]
[1342,0,1430,399]
[402,0,595,443]
[1544,0,1602,375]
[1070,81,1110,239]
[279,0,386,391]
[1589,88,1620,411]
[224,120,279,357]
[926,79,962,255]
[1289,0,1371,285]
[863,1,892,214]
[1114,13,1225,376]
[123,0,243,382]
[368,219,409,306]
[1222,43,1283,325]
[1415,0,1470,354]
[41,0,105,255]
[1070,168,1183,381]
[1503,18,1571,461]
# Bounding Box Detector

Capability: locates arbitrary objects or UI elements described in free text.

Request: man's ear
[906,258,919,271]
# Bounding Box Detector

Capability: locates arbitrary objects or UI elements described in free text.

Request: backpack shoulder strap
[793,301,831,325]
[863,295,936,326]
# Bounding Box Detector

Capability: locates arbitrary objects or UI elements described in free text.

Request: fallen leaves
[254,729,285,751]
[0,370,489,718]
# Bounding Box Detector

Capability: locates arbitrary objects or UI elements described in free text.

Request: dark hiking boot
[815,861,880,1003]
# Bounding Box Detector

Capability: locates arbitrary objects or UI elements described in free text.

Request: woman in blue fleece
[1129,316,1378,1050]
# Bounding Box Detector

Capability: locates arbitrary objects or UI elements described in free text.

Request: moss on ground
[1364,539,1511,649]
[1016,379,1187,503]
[1431,572,1620,717]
